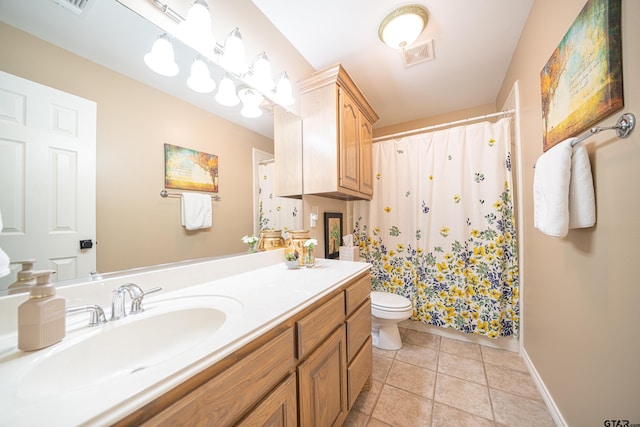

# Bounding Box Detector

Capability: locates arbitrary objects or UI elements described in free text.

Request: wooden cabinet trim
[347,337,373,409]
[347,298,371,363]
[298,325,348,427]
[237,373,298,427]
[345,274,371,315]
[297,292,345,359]
[143,328,294,427]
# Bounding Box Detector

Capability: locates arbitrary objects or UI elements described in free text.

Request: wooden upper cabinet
[300,64,379,200]
[273,106,303,198]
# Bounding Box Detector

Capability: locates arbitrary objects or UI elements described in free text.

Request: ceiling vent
[402,39,435,67]
[49,0,93,16]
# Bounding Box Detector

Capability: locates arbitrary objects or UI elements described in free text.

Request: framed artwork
[324,212,343,259]
[164,143,219,192]
[540,0,623,151]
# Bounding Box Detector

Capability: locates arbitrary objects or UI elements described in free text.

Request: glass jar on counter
[258,229,285,251]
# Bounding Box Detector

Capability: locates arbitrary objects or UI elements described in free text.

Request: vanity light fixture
[220,27,249,75]
[148,0,295,117]
[273,72,295,106]
[238,87,264,118]
[144,34,179,77]
[215,75,240,107]
[176,0,215,56]
[247,52,275,93]
[378,4,428,49]
[187,57,216,93]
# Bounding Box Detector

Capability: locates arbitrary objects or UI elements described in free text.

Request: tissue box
[339,246,360,261]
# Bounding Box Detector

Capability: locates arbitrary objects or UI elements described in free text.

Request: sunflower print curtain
[353,118,519,338]
[258,161,302,232]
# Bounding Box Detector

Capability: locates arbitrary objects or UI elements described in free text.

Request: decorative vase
[304,246,315,268]
[247,242,257,253]
[258,229,285,251]
[285,230,310,266]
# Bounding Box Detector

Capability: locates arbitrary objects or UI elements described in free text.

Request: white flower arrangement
[242,235,259,245]
[304,238,318,248]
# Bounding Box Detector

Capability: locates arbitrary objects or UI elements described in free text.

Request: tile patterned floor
[344,328,556,427]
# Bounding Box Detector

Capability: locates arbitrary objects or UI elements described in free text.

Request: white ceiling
[0,0,534,136]
[251,0,534,129]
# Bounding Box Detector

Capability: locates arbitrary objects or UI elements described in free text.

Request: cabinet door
[359,114,374,196]
[237,373,297,427]
[339,88,360,192]
[298,325,348,427]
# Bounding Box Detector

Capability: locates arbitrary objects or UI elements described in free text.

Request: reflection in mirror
[0,0,313,294]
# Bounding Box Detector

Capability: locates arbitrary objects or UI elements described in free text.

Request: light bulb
[187,58,216,93]
[144,34,179,77]
[220,28,248,75]
[215,75,240,107]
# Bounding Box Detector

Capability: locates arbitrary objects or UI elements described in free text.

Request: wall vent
[50,0,93,15]
[402,39,435,67]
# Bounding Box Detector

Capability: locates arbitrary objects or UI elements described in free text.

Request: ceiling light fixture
[215,75,240,107]
[176,0,215,56]
[238,87,264,118]
[378,4,428,50]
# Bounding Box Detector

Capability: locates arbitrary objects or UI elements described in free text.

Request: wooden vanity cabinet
[300,64,379,200]
[118,272,372,427]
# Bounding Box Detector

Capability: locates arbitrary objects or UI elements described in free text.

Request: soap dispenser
[8,259,37,295]
[18,270,65,351]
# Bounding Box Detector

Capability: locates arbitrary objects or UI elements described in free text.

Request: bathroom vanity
[0,250,371,426]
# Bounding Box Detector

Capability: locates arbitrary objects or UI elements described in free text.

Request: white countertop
[0,251,370,426]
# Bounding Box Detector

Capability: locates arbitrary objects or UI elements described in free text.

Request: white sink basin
[17,295,241,399]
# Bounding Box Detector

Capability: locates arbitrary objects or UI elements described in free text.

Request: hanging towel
[0,209,10,278]
[534,138,596,238]
[568,143,596,229]
[181,192,212,231]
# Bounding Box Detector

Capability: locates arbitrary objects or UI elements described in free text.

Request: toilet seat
[371,291,412,312]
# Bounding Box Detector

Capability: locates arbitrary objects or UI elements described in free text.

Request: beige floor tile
[373,353,394,382]
[386,359,436,398]
[367,418,393,427]
[395,342,438,371]
[481,346,528,372]
[371,384,432,427]
[373,345,398,359]
[438,351,487,385]
[434,373,493,420]
[343,409,369,427]
[485,364,543,401]
[440,337,482,360]
[432,402,495,427]
[352,379,383,415]
[490,388,555,427]
[403,329,441,350]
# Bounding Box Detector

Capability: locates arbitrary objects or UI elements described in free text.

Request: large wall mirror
[0,0,308,293]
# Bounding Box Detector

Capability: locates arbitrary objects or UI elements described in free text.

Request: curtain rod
[372,109,516,142]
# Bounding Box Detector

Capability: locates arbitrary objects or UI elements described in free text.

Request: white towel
[568,143,596,229]
[534,138,596,238]
[181,192,212,231]
[0,209,10,278]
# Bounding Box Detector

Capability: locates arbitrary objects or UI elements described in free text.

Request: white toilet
[370,291,413,350]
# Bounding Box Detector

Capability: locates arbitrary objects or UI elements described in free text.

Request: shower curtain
[353,117,519,338]
[258,161,302,232]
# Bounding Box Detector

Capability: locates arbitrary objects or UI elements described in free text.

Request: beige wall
[497,0,640,425]
[0,22,274,273]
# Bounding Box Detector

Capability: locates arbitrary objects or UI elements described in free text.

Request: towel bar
[160,189,221,201]
[534,112,636,168]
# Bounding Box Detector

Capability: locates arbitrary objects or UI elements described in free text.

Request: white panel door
[0,71,96,289]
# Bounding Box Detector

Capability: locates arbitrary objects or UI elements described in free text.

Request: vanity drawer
[346,298,371,362]
[297,293,345,359]
[146,327,294,427]
[345,274,371,315]
[347,336,372,409]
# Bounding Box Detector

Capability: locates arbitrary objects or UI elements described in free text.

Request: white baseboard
[520,347,567,427]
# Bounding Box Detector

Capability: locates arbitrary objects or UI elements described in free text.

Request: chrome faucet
[66,304,108,326]
[110,283,162,320]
